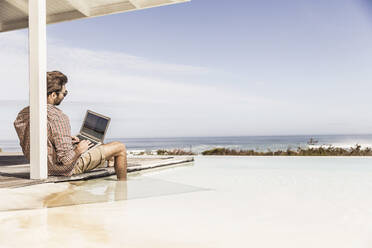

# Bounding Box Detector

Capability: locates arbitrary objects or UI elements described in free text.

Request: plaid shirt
[14,104,78,176]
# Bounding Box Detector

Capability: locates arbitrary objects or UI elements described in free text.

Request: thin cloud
[48,38,209,76]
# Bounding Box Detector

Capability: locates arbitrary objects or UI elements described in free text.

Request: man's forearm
[72,148,83,163]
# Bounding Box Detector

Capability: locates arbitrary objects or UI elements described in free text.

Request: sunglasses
[60,90,68,97]
[47,90,68,97]
[56,90,68,97]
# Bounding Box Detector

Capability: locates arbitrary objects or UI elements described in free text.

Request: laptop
[76,110,111,152]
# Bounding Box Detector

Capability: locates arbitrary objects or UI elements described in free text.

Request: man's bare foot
[107,157,115,167]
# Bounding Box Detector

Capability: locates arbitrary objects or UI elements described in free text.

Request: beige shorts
[71,145,107,175]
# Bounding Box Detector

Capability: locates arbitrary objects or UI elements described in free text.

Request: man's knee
[119,143,126,156]
[110,141,126,155]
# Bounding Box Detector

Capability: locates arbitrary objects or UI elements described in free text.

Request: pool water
[1,156,372,247]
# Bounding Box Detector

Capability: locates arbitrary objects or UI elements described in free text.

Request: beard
[54,97,64,106]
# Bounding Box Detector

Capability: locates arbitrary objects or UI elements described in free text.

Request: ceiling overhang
[0,0,189,32]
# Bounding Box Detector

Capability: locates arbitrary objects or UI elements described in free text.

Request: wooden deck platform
[0,153,194,188]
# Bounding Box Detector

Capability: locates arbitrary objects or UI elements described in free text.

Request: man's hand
[75,140,91,155]
[107,157,115,167]
[72,136,80,144]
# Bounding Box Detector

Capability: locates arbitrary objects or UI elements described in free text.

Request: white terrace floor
[1,156,372,247]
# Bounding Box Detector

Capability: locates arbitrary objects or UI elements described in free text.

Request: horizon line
[1,133,372,142]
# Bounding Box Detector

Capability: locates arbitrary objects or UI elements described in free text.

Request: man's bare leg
[100,141,127,180]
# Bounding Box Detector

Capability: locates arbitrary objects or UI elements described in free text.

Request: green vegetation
[157,149,195,155]
[132,145,372,156]
[201,145,372,156]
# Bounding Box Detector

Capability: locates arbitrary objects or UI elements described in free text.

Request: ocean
[2,134,372,153]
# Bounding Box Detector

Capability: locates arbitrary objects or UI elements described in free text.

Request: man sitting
[14,71,127,180]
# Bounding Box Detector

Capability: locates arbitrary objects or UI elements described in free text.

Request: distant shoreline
[2,144,372,157]
[2,134,372,155]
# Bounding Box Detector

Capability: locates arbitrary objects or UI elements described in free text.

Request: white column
[29,0,47,179]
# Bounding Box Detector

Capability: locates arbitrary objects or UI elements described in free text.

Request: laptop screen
[81,112,109,141]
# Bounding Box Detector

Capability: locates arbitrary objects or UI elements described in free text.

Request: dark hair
[47,71,68,96]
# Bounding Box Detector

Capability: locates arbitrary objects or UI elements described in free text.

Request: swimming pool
[1,156,372,247]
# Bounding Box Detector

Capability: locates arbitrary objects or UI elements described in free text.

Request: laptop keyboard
[76,135,98,146]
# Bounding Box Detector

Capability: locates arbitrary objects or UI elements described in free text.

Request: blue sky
[1,0,372,139]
